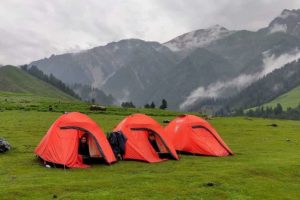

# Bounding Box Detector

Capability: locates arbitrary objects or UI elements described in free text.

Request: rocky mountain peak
[207,24,228,31]
[268,9,300,35]
[164,24,235,51]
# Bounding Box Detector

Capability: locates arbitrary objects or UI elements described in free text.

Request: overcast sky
[1,0,300,65]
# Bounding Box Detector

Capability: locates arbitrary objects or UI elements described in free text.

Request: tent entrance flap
[75,129,102,158]
[131,128,174,159]
[60,126,106,160]
[86,133,102,158]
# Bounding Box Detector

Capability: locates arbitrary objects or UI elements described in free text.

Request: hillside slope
[0,66,74,100]
[222,60,300,111]
[30,39,179,104]
[261,85,300,109]
[143,48,236,109]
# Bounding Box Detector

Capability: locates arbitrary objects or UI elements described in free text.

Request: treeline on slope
[144,99,168,109]
[71,83,115,105]
[217,59,300,115]
[21,65,80,99]
[235,103,300,120]
[121,99,168,110]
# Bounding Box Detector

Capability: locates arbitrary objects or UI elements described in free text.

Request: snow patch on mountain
[164,25,235,51]
[132,68,145,90]
[90,67,105,88]
[101,71,116,86]
[269,23,287,33]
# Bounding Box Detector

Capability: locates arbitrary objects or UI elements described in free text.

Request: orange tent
[113,114,179,163]
[35,112,116,168]
[165,115,233,156]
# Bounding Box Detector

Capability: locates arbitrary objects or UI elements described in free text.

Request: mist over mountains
[28,9,300,112]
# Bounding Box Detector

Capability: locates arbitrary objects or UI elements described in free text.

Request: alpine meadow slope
[261,85,300,109]
[0,65,75,101]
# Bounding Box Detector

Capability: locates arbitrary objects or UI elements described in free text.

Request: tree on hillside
[234,108,244,116]
[274,103,283,116]
[159,99,167,110]
[20,65,28,71]
[265,106,273,117]
[150,102,155,109]
[20,65,80,99]
[121,101,135,108]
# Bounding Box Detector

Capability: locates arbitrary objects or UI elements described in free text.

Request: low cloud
[180,49,300,110]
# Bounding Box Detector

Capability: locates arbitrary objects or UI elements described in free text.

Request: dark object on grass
[203,182,221,187]
[49,105,53,112]
[107,131,127,160]
[0,138,11,153]
[268,124,278,127]
[206,182,214,186]
[90,105,106,111]
[163,120,170,124]
[204,182,218,187]
[53,194,57,198]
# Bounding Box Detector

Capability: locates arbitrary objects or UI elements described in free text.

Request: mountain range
[28,9,300,112]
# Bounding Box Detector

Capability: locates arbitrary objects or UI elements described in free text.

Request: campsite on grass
[2,2,300,199]
[0,105,300,199]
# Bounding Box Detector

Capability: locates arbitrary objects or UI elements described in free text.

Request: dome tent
[113,114,179,163]
[165,115,233,156]
[35,112,116,168]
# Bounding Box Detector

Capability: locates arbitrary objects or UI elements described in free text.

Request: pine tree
[150,102,155,108]
[159,99,167,110]
[274,103,283,116]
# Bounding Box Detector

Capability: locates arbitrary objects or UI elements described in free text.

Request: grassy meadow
[0,92,186,117]
[0,107,300,199]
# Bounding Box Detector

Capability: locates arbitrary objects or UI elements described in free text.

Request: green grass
[0,92,194,117]
[0,91,85,112]
[0,66,74,101]
[262,85,300,110]
[0,110,300,199]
